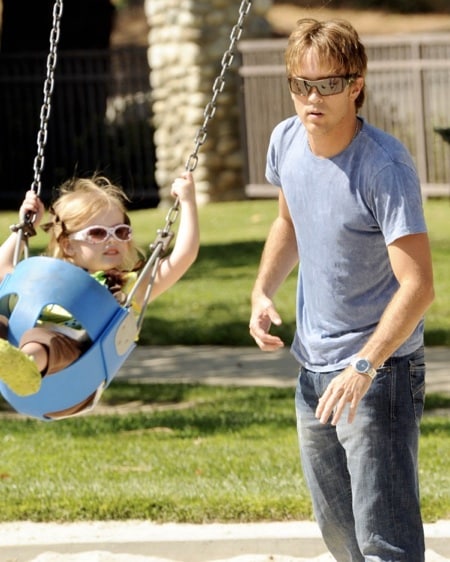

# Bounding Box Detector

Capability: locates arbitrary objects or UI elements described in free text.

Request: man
[249,18,434,562]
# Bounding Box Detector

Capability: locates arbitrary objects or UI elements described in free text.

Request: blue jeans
[295,347,426,562]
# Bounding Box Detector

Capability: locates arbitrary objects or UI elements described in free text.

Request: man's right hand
[249,299,285,351]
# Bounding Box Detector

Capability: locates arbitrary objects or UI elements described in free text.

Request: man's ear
[350,76,364,100]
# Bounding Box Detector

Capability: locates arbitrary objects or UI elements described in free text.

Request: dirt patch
[266,4,450,36]
[0,398,205,419]
[111,2,450,47]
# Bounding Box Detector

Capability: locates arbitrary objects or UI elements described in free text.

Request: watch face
[355,359,370,372]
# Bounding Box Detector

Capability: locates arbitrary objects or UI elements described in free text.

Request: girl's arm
[134,171,199,306]
[0,191,45,282]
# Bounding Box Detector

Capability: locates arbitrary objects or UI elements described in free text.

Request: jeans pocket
[409,349,426,422]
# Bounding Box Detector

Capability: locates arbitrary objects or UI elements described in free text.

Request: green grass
[0,383,449,523]
[0,199,449,524]
[133,199,297,346]
[422,200,450,345]
[143,198,450,346]
[1,198,449,346]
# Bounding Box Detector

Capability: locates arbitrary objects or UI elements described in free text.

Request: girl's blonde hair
[42,175,144,271]
[285,18,368,110]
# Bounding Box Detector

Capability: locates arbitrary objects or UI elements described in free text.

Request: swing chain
[130,0,253,326]
[149,208,177,254]
[10,0,63,264]
[31,0,64,197]
[153,0,253,247]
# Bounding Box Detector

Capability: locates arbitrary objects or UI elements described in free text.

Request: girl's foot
[0,339,41,396]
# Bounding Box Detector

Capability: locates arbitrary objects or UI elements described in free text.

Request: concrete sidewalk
[1,519,449,562]
[116,345,450,395]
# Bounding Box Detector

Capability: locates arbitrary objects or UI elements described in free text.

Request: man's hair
[285,18,368,110]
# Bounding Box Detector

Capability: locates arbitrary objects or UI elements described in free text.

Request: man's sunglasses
[69,224,133,244]
[288,75,357,97]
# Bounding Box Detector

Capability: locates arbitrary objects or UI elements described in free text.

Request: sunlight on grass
[1,198,450,345]
[0,201,449,524]
[0,384,316,522]
[424,200,450,344]
[0,385,449,523]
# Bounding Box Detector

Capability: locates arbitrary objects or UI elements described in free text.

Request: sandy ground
[21,550,450,562]
[1,519,449,562]
[29,555,334,562]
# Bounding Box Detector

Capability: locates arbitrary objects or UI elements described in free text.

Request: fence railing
[238,34,450,198]
[0,46,158,209]
[2,37,449,207]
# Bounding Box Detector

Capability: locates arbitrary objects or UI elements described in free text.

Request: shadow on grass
[195,241,264,271]
[18,241,450,347]
[420,416,450,436]
[138,315,296,346]
[139,240,296,345]
[1,382,448,445]
[424,329,450,347]
[0,384,297,436]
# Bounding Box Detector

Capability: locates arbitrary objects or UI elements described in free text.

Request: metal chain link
[130,0,253,326]
[10,0,63,264]
[157,0,253,238]
[12,0,251,277]
[31,0,64,196]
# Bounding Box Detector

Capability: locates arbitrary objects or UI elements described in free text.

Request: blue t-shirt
[266,116,427,371]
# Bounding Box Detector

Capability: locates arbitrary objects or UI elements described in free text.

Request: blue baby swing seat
[0,257,138,420]
[0,0,252,420]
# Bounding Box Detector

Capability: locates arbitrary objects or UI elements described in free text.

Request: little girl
[0,172,199,413]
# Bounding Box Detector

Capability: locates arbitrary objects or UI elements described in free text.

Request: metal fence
[238,34,450,198]
[0,46,158,209]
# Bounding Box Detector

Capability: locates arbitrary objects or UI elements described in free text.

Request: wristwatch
[351,357,377,380]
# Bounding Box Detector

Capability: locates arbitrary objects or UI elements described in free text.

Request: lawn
[139,198,450,346]
[1,198,449,346]
[0,198,449,524]
[0,383,449,523]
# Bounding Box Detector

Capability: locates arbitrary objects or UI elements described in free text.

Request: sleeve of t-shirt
[266,133,280,187]
[370,161,427,246]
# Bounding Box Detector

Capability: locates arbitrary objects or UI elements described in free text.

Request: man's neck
[308,117,361,158]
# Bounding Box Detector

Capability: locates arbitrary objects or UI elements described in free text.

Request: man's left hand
[315,367,373,425]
